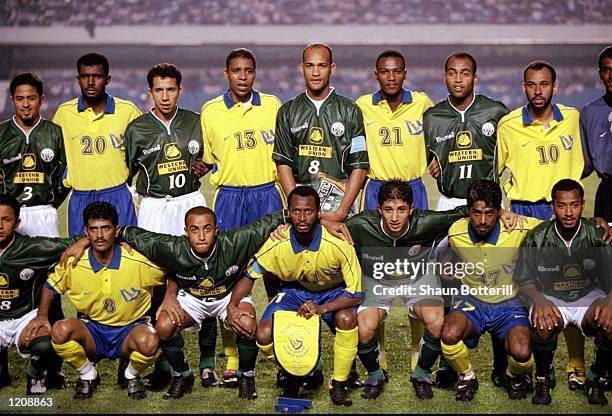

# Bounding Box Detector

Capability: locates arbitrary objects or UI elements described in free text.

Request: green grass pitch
[2,173,607,413]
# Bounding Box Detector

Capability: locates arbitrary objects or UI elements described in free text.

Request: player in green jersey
[514,179,612,406]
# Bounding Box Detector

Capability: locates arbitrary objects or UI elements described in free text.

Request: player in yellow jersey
[441,180,536,401]
[355,50,433,378]
[32,202,166,400]
[228,186,363,406]
[52,53,141,237]
[197,48,284,389]
[497,61,587,389]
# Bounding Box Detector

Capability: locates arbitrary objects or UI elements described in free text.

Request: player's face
[552,189,584,230]
[77,64,109,102]
[523,68,558,111]
[0,205,20,245]
[11,84,43,125]
[289,195,320,235]
[225,57,256,102]
[599,57,612,96]
[375,57,406,97]
[185,213,218,257]
[445,57,476,101]
[84,219,119,253]
[468,201,499,239]
[301,47,335,96]
[150,76,180,119]
[379,199,411,238]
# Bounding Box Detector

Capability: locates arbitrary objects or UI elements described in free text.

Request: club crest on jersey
[309,127,324,144]
[408,245,422,257]
[583,258,596,271]
[21,154,36,170]
[564,264,580,279]
[481,122,495,137]
[225,265,239,277]
[164,143,182,160]
[199,277,215,288]
[40,148,55,162]
[261,129,275,144]
[456,131,472,148]
[559,135,573,151]
[188,140,200,155]
[331,122,345,137]
[19,268,34,281]
[0,273,8,288]
[405,120,423,136]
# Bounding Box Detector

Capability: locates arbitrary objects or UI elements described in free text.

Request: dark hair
[185,206,216,226]
[598,45,612,69]
[77,53,110,76]
[226,48,257,70]
[83,202,118,227]
[376,50,405,70]
[551,179,584,201]
[378,179,413,207]
[10,73,43,97]
[524,60,556,84]
[303,43,333,64]
[287,186,321,210]
[147,63,182,88]
[445,52,477,75]
[0,194,20,220]
[467,180,502,210]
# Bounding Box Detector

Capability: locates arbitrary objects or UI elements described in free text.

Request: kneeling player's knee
[155,316,177,341]
[335,310,357,330]
[510,343,532,363]
[358,325,376,344]
[256,320,273,345]
[138,332,160,357]
[441,325,462,346]
[50,320,71,344]
[425,317,444,338]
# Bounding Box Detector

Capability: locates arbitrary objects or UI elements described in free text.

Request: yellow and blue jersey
[46,245,165,326]
[448,216,541,303]
[497,103,584,202]
[52,93,141,190]
[246,223,362,297]
[356,89,433,181]
[200,90,281,187]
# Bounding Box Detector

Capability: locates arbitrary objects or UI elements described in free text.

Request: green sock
[236,336,258,375]
[415,330,441,375]
[531,337,557,379]
[161,335,192,376]
[358,337,382,378]
[155,355,171,372]
[27,336,54,378]
[589,336,612,379]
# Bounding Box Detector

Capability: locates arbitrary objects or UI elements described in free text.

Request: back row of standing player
[1,43,611,400]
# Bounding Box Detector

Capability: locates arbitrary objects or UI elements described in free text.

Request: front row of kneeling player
[1,178,611,406]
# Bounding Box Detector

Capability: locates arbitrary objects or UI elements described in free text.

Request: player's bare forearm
[517,282,546,305]
[164,278,179,300]
[276,164,296,197]
[229,276,255,308]
[36,286,56,319]
[316,294,362,316]
[322,168,366,222]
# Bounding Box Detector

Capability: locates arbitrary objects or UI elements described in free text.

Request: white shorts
[358,273,443,319]
[137,191,207,236]
[0,309,38,358]
[17,205,59,237]
[530,288,607,335]
[176,290,254,332]
[435,195,466,211]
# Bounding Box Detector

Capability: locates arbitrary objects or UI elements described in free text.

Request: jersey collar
[78,92,116,114]
[289,223,322,253]
[89,244,122,272]
[467,220,501,245]
[553,218,582,248]
[521,103,564,125]
[11,115,43,144]
[223,90,261,109]
[372,88,413,105]
[0,234,16,259]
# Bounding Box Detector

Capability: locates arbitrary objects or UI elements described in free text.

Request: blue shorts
[84,318,149,361]
[451,295,530,343]
[68,183,137,237]
[510,200,552,221]
[362,177,428,211]
[261,284,362,329]
[213,181,284,231]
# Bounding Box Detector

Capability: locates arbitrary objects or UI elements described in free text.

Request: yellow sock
[332,327,358,382]
[507,354,534,376]
[409,317,424,371]
[376,324,388,371]
[51,340,87,369]
[256,342,275,360]
[220,324,238,371]
[130,349,161,376]
[563,327,586,373]
[441,340,470,374]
